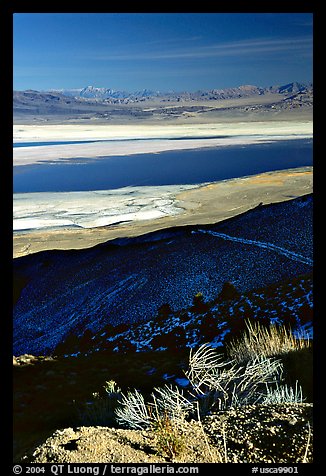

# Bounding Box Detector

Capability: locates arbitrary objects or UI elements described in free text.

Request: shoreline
[13,121,312,167]
[13,167,313,258]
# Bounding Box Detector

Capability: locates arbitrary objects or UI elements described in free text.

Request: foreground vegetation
[77,321,312,462]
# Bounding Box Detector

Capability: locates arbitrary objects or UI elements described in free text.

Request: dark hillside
[13,195,312,356]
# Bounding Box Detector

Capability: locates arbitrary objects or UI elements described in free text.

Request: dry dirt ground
[23,404,312,464]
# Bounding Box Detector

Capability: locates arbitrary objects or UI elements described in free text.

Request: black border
[3,2,320,472]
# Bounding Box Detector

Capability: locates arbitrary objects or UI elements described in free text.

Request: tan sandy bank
[13,121,312,166]
[13,167,312,258]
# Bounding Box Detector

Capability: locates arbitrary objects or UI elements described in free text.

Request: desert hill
[14,194,312,357]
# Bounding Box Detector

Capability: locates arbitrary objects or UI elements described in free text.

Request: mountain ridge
[14,81,312,103]
[13,81,313,121]
[47,81,312,100]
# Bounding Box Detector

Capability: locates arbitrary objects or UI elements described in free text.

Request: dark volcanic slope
[13,195,313,356]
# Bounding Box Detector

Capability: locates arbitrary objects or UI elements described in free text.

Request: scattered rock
[203,403,313,463]
[13,355,55,366]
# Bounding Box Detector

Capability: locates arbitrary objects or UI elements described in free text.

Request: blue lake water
[14,140,102,148]
[13,139,312,193]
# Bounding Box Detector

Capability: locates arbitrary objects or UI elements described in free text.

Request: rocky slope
[13,195,313,356]
[54,271,312,357]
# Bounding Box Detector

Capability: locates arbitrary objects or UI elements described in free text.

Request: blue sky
[13,13,313,92]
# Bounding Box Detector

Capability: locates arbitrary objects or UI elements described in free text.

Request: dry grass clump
[226,320,311,363]
[115,340,306,433]
[114,343,298,459]
[79,336,310,461]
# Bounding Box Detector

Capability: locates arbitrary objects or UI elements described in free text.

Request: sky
[13,13,313,92]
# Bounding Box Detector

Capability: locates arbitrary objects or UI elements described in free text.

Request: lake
[13,139,312,193]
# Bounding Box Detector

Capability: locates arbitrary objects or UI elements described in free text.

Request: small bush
[79,329,94,352]
[157,303,173,320]
[152,412,185,460]
[217,282,240,302]
[115,384,193,430]
[115,385,191,459]
[78,380,122,426]
[199,313,219,340]
[112,342,308,461]
[192,292,209,313]
[54,332,79,355]
[185,344,283,412]
[115,388,151,430]
[151,326,187,351]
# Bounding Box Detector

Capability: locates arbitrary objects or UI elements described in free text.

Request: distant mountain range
[61,85,157,99]
[13,81,313,118]
[48,81,312,101]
